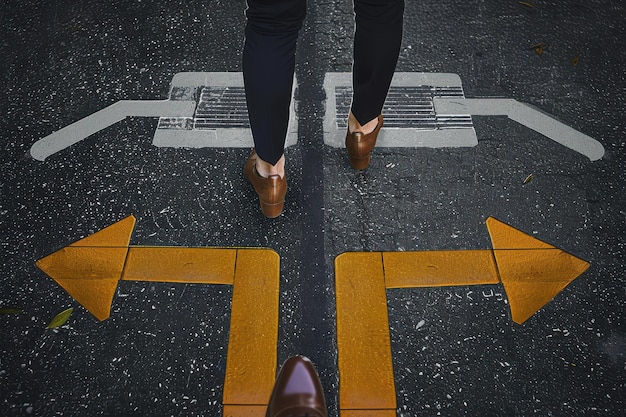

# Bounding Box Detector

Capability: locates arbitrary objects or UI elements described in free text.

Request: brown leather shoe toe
[345,114,384,170]
[245,150,287,218]
[266,356,327,417]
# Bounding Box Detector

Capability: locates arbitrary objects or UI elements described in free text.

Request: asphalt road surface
[1,1,624,416]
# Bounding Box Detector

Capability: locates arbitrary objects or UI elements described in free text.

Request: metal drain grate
[157,86,250,130]
[335,86,473,129]
[323,73,477,147]
[152,72,478,149]
[152,73,297,148]
[194,86,249,129]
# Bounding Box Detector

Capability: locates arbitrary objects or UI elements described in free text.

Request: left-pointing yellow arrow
[36,215,282,416]
[35,215,136,320]
[36,215,257,321]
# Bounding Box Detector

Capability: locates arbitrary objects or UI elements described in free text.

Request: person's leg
[345,0,404,169]
[243,0,306,176]
[350,0,404,131]
[243,0,305,217]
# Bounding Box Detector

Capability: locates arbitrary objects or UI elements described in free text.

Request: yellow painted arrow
[381,217,590,324]
[35,215,280,417]
[36,215,590,417]
[34,215,247,320]
[335,216,590,416]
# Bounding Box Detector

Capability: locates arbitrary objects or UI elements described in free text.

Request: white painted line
[169,72,246,89]
[30,100,196,161]
[434,98,605,161]
[374,127,478,148]
[30,72,297,160]
[32,71,604,161]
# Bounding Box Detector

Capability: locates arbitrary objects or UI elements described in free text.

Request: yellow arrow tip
[35,215,136,321]
[486,217,590,324]
[69,215,136,248]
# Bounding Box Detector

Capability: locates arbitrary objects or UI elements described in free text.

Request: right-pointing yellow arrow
[341,216,589,325]
[335,218,590,416]
[381,217,589,324]
[486,216,590,324]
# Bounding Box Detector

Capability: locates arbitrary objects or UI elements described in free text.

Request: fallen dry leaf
[523,174,534,184]
[530,42,548,55]
[46,307,74,329]
[0,308,22,314]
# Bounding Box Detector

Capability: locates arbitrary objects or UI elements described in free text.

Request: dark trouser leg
[243,0,306,166]
[351,0,405,126]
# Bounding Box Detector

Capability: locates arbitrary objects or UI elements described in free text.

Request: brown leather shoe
[345,114,384,170]
[244,150,287,218]
[265,356,327,417]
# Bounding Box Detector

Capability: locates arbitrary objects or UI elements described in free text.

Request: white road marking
[31,72,604,161]
[433,98,605,161]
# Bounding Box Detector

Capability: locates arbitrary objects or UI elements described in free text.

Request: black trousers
[243,0,405,165]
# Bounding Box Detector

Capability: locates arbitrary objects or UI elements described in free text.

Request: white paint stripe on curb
[30,100,196,161]
[434,98,605,161]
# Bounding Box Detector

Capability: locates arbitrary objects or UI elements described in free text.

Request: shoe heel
[348,154,371,170]
[345,114,383,171]
[260,200,284,218]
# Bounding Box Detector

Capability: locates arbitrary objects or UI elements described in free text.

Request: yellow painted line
[35,246,128,321]
[383,249,499,288]
[494,248,589,324]
[222,405,267,417]
[334,218,590,416]
[69,215,136,247]
[486,216,553,250]
[335,252,397,413]
[121,247,236,284]
[36,216,281,416]
[222,249,280,410]
[341,410,397,417]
